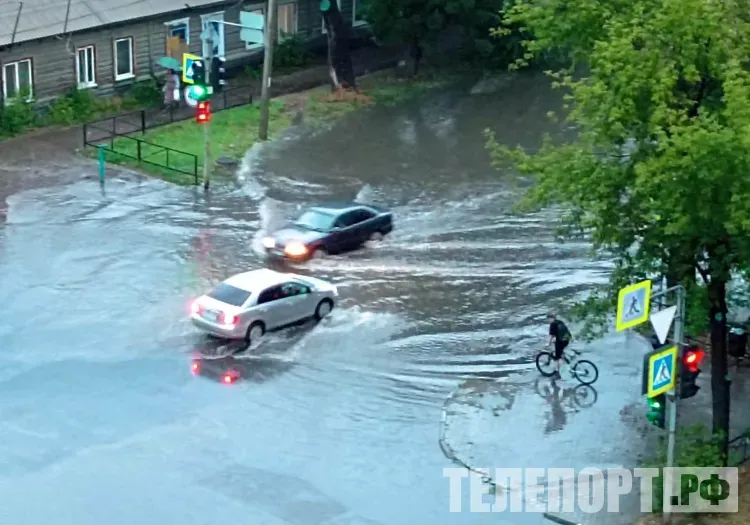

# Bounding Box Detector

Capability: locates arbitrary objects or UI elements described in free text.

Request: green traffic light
[188,84,207,100]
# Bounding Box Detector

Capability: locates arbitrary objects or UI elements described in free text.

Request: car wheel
[245,322,265,345]
[311,247,327,260]
[369,231,384,242]
[315,299,334,321]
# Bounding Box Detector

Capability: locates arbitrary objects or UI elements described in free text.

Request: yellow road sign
[616,279,652,331]
[182,53,202,84]
[643,345,677,397]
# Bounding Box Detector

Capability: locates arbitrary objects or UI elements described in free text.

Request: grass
[90,68,460,185]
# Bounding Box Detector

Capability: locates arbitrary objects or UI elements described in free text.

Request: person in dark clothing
[547,312,571,376]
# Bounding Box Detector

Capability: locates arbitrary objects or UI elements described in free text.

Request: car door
[254,285,289,329]
[352,208,377,243]
[329,211,357,252]
[280,281,316,322]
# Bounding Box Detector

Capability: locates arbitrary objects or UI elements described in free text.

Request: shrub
[0,94,36,135]
[274,34,310,70]
[641,424,726,513]
[126,78,162,108]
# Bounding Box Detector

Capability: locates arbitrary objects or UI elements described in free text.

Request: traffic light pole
[649,284,686,524]
[259,0,277,140]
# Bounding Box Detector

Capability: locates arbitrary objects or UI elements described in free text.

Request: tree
[486,0,750,461]
[365,0,504,76]
[321,0,357,93]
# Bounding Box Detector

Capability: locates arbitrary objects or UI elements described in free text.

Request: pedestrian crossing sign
[643,345,677,397]
[616,279,652,331]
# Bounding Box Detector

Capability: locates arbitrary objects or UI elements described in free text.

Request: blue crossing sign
[642,345,677,397]
[181,53,202,84]
[616,279,652,331]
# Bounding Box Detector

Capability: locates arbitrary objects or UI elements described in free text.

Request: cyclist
[547,312,572,377]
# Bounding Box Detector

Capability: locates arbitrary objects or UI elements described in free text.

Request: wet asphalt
[0,72,655,525]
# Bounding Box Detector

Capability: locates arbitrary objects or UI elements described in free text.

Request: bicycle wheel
[572,384,598,408]
[571,359,599,385]
[536,351,557,377]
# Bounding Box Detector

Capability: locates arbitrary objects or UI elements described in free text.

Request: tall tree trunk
[708,277,731,464]
[410,37,423,77]
[321,0,356,92]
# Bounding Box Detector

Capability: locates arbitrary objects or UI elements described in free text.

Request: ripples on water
[0,81,619,525]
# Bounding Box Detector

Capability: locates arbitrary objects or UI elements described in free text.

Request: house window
[2,59,33,101]
[278,2,298,40]
[321,0,338,33]
[76,45,96,88]
[114,37,134,80]
[244,8,264,50]
[353,0,368,25]
[166,18,190,43]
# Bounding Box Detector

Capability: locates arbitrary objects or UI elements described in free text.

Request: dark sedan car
[262,203,393,260]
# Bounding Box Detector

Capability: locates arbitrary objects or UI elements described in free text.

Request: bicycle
[535,346,599,385]
[533,376,598,408]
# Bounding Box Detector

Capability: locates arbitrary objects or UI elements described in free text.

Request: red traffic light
[684,348,705,372]
[196,101,211,123]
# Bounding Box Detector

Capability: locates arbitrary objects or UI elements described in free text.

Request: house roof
[0,0,224,47]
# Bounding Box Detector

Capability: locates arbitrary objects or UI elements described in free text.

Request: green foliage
[244,65,262,80]
[486,0,750,350]
[0,79,165,139]
[126,79,162,108]
[366,0,509,68]
[274,34,310,70]
[641,424,727,512]
[0,94,35,136]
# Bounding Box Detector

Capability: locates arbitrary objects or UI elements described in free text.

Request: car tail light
[223,373,237,384]
[219,312,239,326]
[284,242,308,257]
[190,300,203,315]
[191,361,200,374]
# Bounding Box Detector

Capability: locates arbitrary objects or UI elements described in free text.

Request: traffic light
[679,345,704,399]
[196,101,211,124]
[192,60,206,87]
[646,394,666,428]
[211,56,226,93]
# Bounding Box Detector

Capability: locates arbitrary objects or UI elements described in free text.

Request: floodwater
[0,72,648,525]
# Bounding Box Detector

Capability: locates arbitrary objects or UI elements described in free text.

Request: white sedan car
[190,269,338,344]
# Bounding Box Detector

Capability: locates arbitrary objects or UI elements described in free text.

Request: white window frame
[2,58,33,102]
[352,0,367,26]
[321,0,339,33]
[165,17,190,44]
[76,45,97,88]
[113,37,134,81]
[243,6,265,50]
[201,11,226,58]
[277,2,298,40]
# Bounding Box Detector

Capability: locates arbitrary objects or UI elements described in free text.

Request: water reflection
[190,353,295,385]
[534,376,598,433]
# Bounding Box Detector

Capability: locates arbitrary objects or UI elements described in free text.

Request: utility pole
[201,32,212,191]
[258,0,277,140]
[664,285,685,525]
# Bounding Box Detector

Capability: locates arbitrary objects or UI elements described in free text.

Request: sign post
[627,282,685,525]
[97,145,105,184]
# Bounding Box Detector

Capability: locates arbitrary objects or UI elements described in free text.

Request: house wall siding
[0,0,358,104]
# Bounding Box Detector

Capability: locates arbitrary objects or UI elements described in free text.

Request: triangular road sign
[650,305,677,345]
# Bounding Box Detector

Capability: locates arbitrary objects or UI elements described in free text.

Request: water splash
[236,142,268,199]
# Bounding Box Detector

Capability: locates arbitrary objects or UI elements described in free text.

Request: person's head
[547,312,556,323]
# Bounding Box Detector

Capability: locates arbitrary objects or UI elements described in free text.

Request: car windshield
[294,210,336,231]
[207,283,251,307]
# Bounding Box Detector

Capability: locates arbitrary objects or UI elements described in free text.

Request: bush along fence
[82,84,254,183]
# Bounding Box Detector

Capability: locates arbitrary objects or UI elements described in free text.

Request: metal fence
[83,84,254,141]
[83,123,199,184]
[81,84,253,184]
[729,433,750,466]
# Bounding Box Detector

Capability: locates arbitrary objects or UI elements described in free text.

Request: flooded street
[0,73,644,525]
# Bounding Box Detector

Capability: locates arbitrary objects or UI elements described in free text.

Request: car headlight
[284,242,308,257]
[262,237,275,248]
